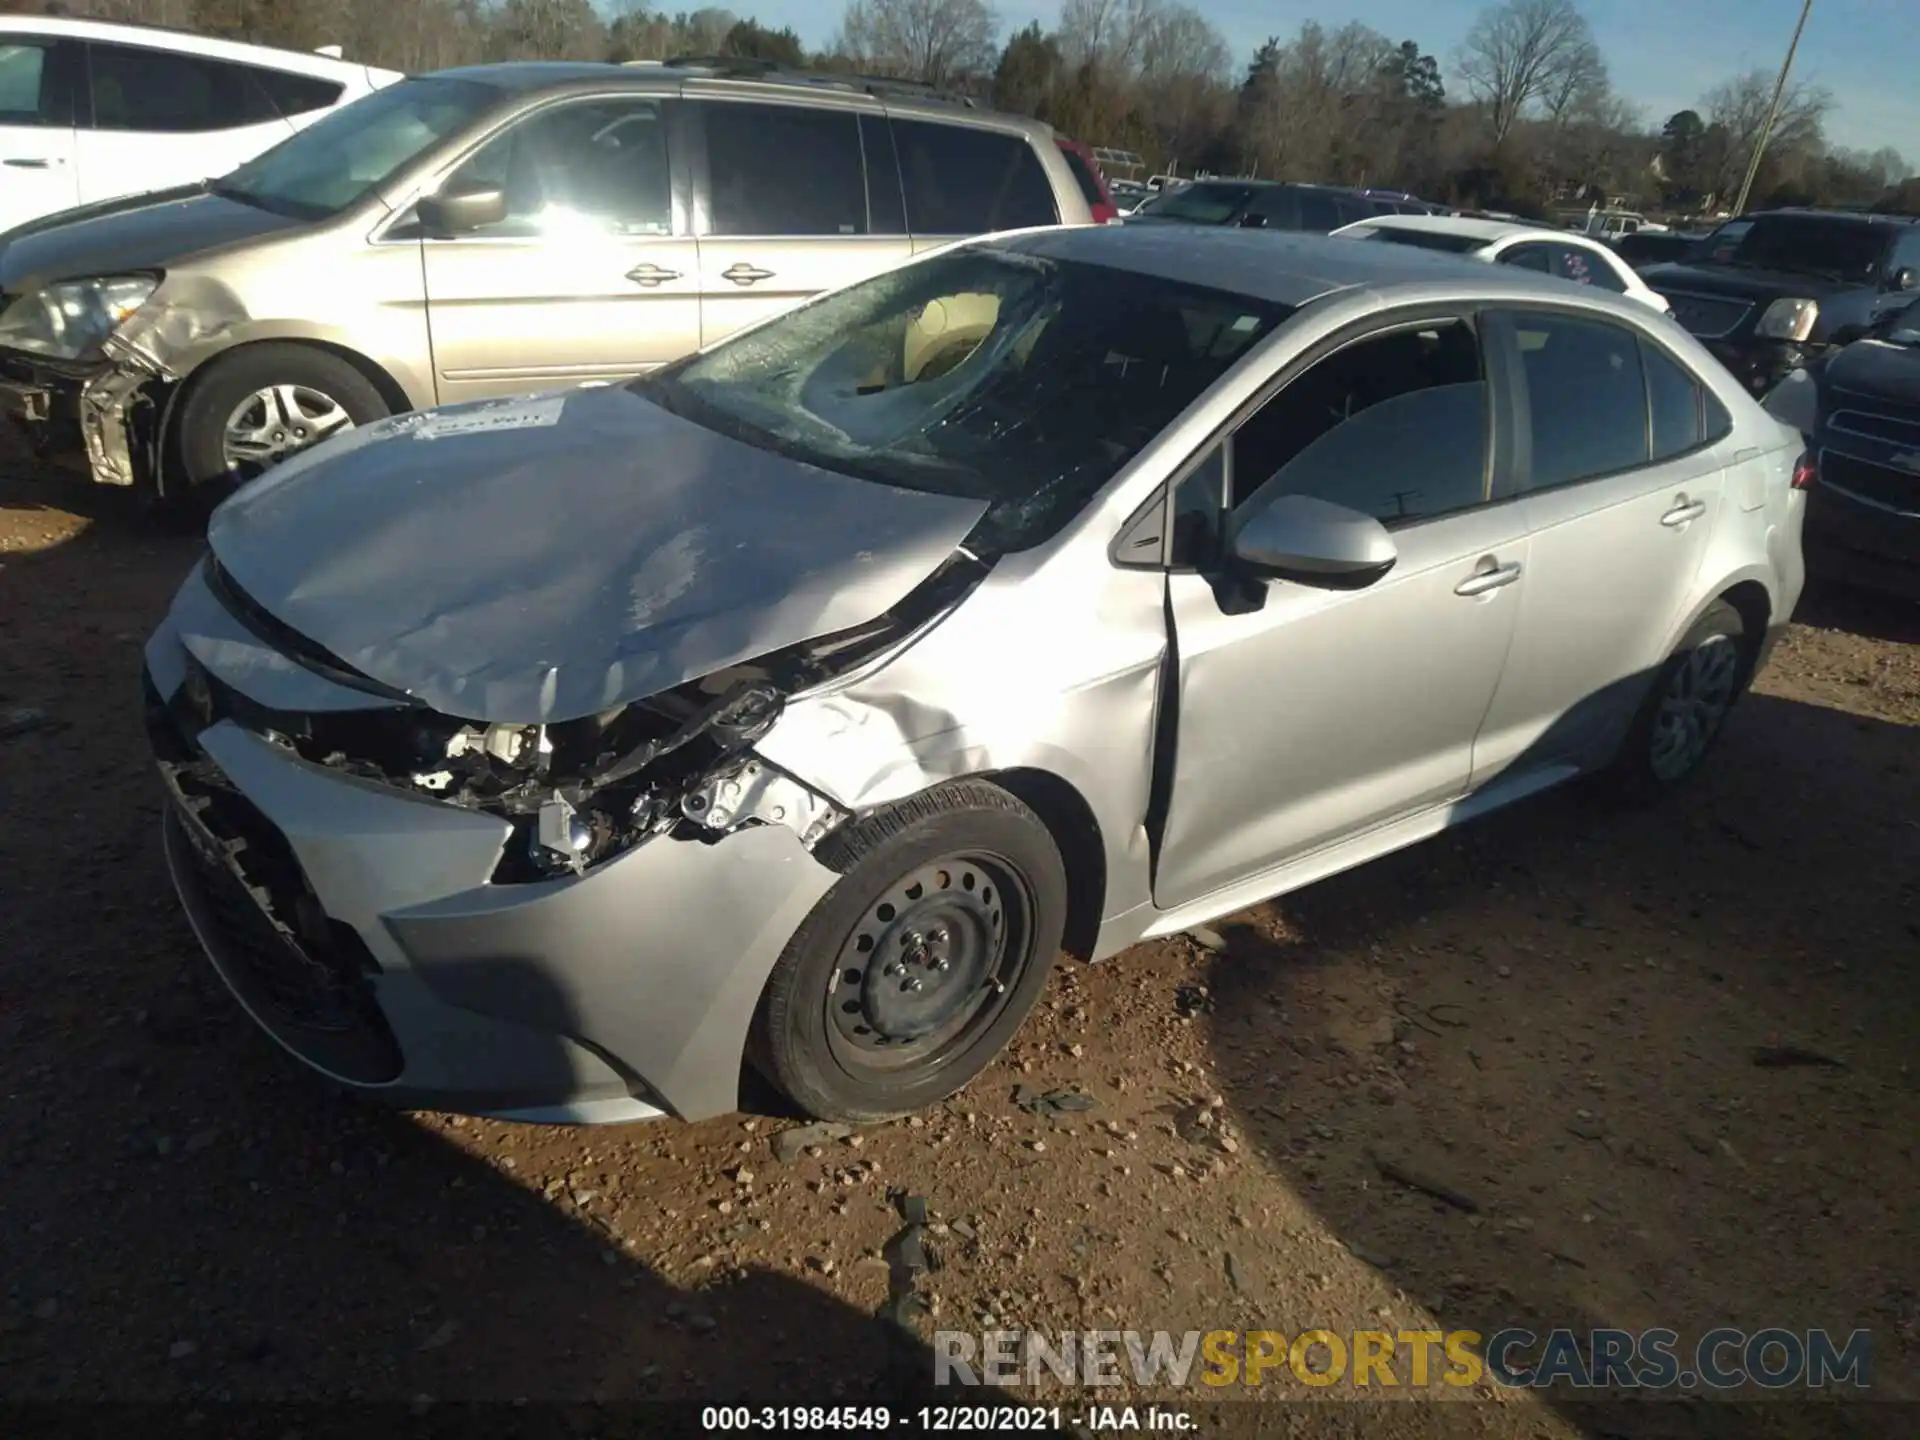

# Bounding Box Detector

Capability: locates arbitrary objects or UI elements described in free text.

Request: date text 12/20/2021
[700,1406,1193,1432]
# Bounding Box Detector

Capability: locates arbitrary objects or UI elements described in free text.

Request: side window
[0,36,70,126]
[1232,319,1490,526]
[442,98,672,239]
[1557,243,1627,292]
[1510,310,1651,489]
[1241,187,1296,228]
[1500,243,1553,273]
[85,43,281,133]
[1890,229,1920,276]
[1059,146,1106,211]
[704,102,865,237]
[1703,388,1734,445]
[859,113,905,235]
[893,119,1057,235]
[1332,197,1372,229]
[1643,340,1704,460]
[1295,190,1339,231]
[252,69,345,120]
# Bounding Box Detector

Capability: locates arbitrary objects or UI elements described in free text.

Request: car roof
[1346,213,1577,246]
[1002,224,1591,309]
[6,14,377,76]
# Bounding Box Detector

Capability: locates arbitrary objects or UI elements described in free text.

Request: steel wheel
[1648,632,1741,781]
[824,853,1034,1074]
[221,384,355,475]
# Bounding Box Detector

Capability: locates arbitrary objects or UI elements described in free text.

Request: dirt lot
[2,443,1915,1437]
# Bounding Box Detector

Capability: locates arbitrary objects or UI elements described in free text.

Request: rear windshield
[211,76,500,219]
[1150,183,1258,224]
[1359,228,1487,254]
[1723,216,1889,283]
[644,246,1292,556]
[1059,148,1107,209]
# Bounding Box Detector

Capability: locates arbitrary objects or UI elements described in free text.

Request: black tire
[170,343,391,500]
[1607,599,1751,799]
[753,780,1068,1122]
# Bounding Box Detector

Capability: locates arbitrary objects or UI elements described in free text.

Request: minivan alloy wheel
[1648,632,1740,781]
[221,385,355,473]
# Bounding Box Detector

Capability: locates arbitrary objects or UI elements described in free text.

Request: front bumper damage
[144,560,851,1123]
[0,337,170,488]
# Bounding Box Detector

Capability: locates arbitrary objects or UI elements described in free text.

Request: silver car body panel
[144,227,1807,1122]
[205,387,989,723]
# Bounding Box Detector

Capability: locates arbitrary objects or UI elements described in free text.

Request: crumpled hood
[0,186,304,291]
[207,386,988,724]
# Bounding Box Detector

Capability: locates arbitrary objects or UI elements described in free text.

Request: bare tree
[1701,68,1830,204]
[1455,0,1604,145]
[834,0,999,86]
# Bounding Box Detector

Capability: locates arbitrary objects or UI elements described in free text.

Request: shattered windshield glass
[213,76,501,219]
[642,248,1292,555]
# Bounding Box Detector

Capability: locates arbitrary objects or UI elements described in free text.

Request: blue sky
[746,0,1911,159]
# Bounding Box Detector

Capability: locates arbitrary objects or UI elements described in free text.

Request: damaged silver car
[144,225,1807,1124]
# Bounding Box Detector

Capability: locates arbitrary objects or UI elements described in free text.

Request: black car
[1611,229,1705,269]
[1643,209,1920,396]
[1125,180,1427,234]
[1767,300,1920,600]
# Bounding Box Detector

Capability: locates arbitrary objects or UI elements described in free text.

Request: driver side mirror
[1891,267,1919,293]
[1228,492,1398,590]
[416,183,508,236]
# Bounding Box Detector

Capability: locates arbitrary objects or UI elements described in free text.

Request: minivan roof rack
[654,54,978,108]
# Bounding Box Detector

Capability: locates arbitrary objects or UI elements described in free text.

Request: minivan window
[1059,147,1106,210]
[644,248,1289,556]
[1233,320,1490,525]
[892,120,1057,235]
[441,98,671,238]
[703,102,866,237]
[213,76,500,220]
[0,37,60,124]
[86,42,285,132]
[254,68,346,120]
[1510,311,1651,488]
[1145,181,1255,225]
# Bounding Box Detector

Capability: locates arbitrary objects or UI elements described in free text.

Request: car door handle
[625,262,682,287]
[3,157,52,169]
[1661,498,1708,527]
[721,262,775,286]
[1454,560,1523,596]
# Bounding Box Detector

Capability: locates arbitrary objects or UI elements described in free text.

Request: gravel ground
[1,446,1915,1437]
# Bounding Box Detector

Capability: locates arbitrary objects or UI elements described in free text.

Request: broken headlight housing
[0,274,159,360]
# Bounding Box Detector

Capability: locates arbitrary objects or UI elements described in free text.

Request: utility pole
[1733,0,1814,216]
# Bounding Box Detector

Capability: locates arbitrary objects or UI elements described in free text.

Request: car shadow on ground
[1792,577,1920,646]
[1192,678,1917,1436]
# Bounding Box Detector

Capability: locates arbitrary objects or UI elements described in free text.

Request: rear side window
[1059,146,1106,209]
[0,36,69,125]
[85,42,290,132]
[1233,319,1490,526]
[893,119,1056,235]
[1510,311,1651,489]
[253,69,345,120]
[1643,341,1706,460]
[1704,388,1734,444]
[859,113,905,235]
[1500,243,1553,273]
[1555,243,1627,293]
[703,102,867,237]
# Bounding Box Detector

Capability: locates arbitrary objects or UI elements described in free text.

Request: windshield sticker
[409,395,568,441]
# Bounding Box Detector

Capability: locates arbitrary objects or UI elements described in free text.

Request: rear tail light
[1790,452,1817,490]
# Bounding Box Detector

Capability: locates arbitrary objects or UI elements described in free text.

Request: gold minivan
[0,58,1091,496]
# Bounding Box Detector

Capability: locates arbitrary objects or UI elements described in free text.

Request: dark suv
[1642,209,1920,395]
[1126,180,1434,234]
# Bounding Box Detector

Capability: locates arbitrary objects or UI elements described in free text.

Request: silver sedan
[143,224,1808,1125]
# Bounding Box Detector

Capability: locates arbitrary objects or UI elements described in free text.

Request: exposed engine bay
[197,549,990,882]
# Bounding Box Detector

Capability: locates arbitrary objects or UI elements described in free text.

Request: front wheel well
[984,767,1106,961]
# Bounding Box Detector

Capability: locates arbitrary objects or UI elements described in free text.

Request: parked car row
[0,55,1092,499]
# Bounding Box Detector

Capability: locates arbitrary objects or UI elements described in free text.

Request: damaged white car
[144,225,1806,1124]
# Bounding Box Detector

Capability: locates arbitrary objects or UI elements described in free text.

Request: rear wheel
[753,781,1067,1122]
[1609,600,1750,796]
[170,343,390,501]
